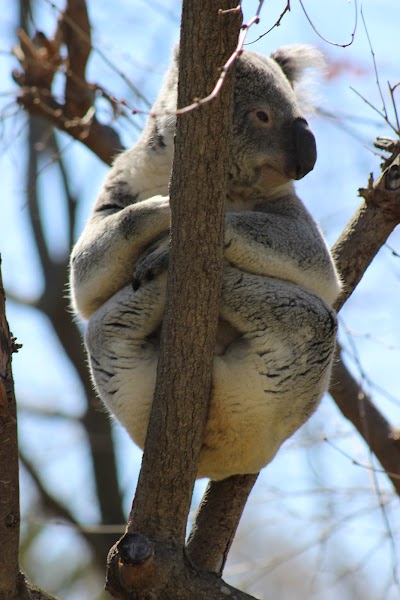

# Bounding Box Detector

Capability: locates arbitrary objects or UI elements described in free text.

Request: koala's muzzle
[285,118,317,180]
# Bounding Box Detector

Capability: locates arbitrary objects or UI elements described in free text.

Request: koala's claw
[132,278,141,291]
[133,241,169,289]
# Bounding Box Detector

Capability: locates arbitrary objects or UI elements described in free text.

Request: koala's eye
[256,111,269,123]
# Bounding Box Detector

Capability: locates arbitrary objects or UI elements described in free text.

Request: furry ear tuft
[271,45,326,86]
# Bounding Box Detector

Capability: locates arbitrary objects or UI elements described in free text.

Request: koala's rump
[86,275,335,481]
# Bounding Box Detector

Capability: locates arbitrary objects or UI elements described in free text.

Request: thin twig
[388,82,400,134]
[350,87,400,137]
[118,1,265,118]
[298,0,358,48]
[361,7,387,120]
[323,438,400,482]
[245,1,290,46]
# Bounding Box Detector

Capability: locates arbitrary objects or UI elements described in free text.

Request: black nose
[285,118,317,180]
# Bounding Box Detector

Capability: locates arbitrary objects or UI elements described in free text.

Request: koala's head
[144,45,323,197]
[229,45,324,195]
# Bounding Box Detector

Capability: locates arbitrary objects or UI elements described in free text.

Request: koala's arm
[224,198,341,306]
[70,194,170,320]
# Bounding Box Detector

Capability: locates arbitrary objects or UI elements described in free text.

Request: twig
[245,1,290,46]
[298,0,358,48]
[117,1,265,118]
[361,7,387,120]
[388,81,400,134]
[330,354,400,496]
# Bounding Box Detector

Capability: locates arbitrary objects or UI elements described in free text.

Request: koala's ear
[271,45,325,87]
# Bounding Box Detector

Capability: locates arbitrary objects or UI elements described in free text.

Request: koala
[70,45,342,481]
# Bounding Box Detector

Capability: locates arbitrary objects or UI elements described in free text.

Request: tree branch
[62,0,92,117]
[45,127,78,250]
[23,102,126,542]
[0,260,21,599]
[27,116,53,276]
[15,87,123,165]
[330,351,400,495]
[331,139,400,313]
[12,2,124,165]
[105,2,255,598]
[186,474,258,575]
[17,83,126,568]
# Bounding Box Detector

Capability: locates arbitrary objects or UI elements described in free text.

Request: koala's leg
[85,273,167,449]
[199,265,337,480]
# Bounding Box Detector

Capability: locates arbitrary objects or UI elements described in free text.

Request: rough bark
[104,1,253,598]
[127,0,241,542]
[331,139,400,313]
[186,474,259,575]
[0,264,21,599]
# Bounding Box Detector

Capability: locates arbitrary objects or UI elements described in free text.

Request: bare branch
[298,0,358,48]
[187,474,258,574]
[20,451,82,527]
[13,6,124,164]
[116,3,265,118]
[0,261,21,600]
[19,450,120,569]
[26,116,54,276]
[63,0,92,111]
[332,140,400,312]
[45,0,150,106]
[330,352,400,495]
[350,87,400,138]
[174,1,264,116]
[15,86,123,164]
[361,7,388,121]
[46,128,77,249]
[245,1,291,46]
[389,81,400,134]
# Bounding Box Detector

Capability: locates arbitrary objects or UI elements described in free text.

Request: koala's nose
[285,118,317,180]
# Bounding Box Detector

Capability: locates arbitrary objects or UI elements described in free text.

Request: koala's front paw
[132,240,169,291]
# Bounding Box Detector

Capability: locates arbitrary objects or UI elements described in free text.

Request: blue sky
[1,1,400,598]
